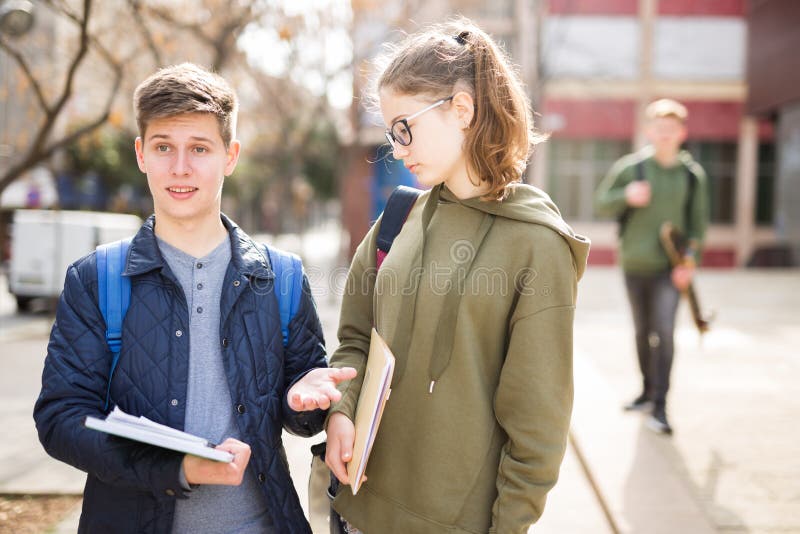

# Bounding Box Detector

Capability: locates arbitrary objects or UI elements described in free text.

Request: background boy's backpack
[96,238,303,411]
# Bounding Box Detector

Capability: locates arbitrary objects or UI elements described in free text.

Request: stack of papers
[85,406,233,463]
[347,328,396,495]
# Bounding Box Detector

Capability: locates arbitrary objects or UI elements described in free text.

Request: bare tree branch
[127,0,163,66]
[0,0,125,196]
[142,2,270,71]
[0,38,50,112]
[26,0,92,159]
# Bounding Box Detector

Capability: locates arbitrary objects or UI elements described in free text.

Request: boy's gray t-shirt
[157,236,273,534]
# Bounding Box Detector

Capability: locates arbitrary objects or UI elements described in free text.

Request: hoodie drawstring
[427,210,495,393]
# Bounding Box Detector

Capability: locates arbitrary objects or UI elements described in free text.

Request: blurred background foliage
[0,0,353,233]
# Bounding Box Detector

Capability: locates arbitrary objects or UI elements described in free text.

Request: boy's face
[645,116,687,156]
[135,113,240,226]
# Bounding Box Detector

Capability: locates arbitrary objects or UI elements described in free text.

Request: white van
[9,209,142,311]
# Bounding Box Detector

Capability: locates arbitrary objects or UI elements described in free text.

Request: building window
[684,141,736,224]
[459,0,515,18]
[547,139,632,221]
[547,139,770,227]
[756,142,775,225]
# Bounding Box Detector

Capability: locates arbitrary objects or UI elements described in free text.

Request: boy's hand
[671,262,695,291]
[625,181,651,207]
[183,438,251,486]
[325,412,356,485]
[287,367,357,412]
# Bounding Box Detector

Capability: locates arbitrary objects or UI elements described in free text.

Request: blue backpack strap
[265,246,303,347]
[96,237,132,411]
[376,186,421,267]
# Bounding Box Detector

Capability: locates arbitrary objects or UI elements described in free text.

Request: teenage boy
[594,98,709,435]
[33,63,354,533]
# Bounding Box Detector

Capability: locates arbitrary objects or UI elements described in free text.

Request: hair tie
[453,31,469,45]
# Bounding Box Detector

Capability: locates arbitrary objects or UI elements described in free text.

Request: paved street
[572,267,800,533]
[1,222,798,533]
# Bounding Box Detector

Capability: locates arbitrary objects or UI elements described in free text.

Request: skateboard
[659,222,712,334]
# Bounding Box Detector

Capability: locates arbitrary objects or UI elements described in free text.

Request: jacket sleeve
[281,268,329,436]
[490,232,577,532]
[326,218,381,423]
[594,155,636,218]
[33,260,188,500]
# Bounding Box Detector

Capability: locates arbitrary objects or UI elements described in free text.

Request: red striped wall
[683,101,773,140]
[587,246,736,267]
[548,0,746,16]
[658,0,746,16]
[543,99,636,139]
[543,99,774,141]
[548,0,638,15]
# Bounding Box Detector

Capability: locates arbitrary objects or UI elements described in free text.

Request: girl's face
[380,88,471,193]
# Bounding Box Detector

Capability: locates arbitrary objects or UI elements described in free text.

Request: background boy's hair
[133,63,238,147]
[645,98,688,123]
[372,18,544,200]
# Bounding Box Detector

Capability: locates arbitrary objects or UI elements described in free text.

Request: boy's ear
[452,91,475,129]
[224,140,241,176]
[134,137,146,173]
[677,123,689,144]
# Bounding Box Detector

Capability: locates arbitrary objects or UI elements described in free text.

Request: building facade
[746,0,799,266]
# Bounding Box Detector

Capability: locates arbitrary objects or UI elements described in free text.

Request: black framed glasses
[384,96,454,148]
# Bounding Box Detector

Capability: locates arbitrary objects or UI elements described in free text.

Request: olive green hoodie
[329,183,590,534]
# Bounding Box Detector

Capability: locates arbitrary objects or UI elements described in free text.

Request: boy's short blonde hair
[645,99,688,123]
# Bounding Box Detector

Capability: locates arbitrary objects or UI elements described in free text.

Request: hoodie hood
[439,183,591,280]
[388,183,591,394]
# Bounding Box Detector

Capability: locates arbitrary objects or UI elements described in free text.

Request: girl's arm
[491,231,578,532]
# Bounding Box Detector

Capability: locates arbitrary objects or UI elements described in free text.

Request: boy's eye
[156,145,169,152]
[194,146,208,154]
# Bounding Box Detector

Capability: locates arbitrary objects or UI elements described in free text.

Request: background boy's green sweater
[594,148,709,274]
[328,184,590,533]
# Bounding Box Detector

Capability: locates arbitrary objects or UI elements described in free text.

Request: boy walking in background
[595,98,709,435]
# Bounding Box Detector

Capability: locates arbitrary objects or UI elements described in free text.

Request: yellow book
[347,328,395,495]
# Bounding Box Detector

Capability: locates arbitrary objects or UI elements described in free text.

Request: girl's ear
[452,91,475,129]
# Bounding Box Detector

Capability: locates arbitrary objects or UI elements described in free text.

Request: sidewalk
[16,222,798,533]
[570,267,800,533]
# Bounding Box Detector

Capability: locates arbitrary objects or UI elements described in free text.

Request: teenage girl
[326,19,590,533]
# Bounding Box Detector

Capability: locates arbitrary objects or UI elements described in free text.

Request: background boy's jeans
[624,270,681,409]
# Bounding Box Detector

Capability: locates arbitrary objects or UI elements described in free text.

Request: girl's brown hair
[375,19,543,200]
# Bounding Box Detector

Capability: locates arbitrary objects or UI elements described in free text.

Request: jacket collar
[123,213,273,279]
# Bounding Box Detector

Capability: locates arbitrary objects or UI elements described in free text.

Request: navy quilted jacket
[34,215,326,533]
